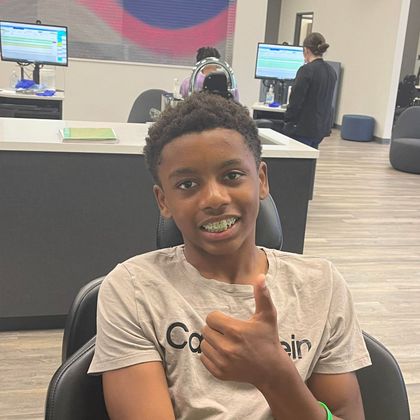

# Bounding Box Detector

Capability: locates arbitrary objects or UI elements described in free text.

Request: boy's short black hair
[144,92,262,184]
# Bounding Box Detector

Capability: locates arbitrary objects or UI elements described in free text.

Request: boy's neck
[183,245,268,285]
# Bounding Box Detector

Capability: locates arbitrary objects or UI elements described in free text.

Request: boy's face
[153,128,269,258]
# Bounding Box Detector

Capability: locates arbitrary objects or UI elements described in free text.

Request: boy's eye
[224,171,243,181]
[178,180,197,190]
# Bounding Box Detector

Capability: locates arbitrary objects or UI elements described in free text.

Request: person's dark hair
[144,92,261,184]
[196,46,221,62]
[303,32,329,56]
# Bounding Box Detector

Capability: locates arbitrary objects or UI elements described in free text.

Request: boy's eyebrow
[168,159,244,179]
[168,167,196,179]
[220,159,243,168]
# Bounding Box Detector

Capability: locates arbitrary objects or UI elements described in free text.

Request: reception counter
[0,118,318,330]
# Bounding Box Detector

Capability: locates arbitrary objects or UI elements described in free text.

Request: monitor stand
[33,63,41,84]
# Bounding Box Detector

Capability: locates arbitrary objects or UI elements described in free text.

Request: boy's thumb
[253,274,275,318]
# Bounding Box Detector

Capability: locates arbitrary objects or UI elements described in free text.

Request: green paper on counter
[60,127,117,142]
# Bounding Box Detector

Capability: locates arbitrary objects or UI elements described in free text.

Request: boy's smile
[154,128,269,278]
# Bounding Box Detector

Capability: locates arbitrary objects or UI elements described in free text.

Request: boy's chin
[187,237,254,257]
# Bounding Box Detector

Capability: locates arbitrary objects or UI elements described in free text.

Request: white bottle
[173,78,181,100]
[9,69,19,89]
[265,84,274,105]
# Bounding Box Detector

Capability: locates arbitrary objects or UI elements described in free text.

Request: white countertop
[0,118,318,159]
[0,89,64,101]
[252,102,287,113]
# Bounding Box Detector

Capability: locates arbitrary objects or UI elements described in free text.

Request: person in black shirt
[283,33,337,149]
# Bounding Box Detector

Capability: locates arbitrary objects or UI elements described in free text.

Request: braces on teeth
[202,218,237,233]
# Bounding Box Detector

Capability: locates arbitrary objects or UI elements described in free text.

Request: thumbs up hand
[200,274,294,389]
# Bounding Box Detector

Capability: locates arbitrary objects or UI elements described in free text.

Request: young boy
[89,92,371,419]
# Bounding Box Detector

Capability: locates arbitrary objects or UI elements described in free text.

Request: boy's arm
[103,361,176,420]
[257,368,364,419]
[200,275,364,420]
[307,372,365,419]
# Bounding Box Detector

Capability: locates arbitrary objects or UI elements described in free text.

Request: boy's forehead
[157,128,251,172]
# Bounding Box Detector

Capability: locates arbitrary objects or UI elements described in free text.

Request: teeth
[202,217,238,233]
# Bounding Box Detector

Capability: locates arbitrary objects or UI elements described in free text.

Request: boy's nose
[199,181,230,210]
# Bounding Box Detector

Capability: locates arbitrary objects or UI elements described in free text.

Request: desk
[0,89,64,119]
[0,118,318,329]
[252,102,287,119]
[252,102,287,133]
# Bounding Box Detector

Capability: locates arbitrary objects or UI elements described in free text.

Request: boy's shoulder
[265,247,333,269]
[117,246,183,279]
[264,248,342,291]
[101,246,181,283]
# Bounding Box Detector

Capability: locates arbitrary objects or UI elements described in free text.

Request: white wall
[400,0,420,79]
[278,0,411,140]
[232,0,268,108]
[0,1,268,122]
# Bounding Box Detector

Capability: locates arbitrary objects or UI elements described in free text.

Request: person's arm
[103,361,176,420]
[258,368,364,419]
[89,267,175,419]
[179,77,190,98]
[200,275,363,419]
[284,66,311,123]
[308,372,365,420]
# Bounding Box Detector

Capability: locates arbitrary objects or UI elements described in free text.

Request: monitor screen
[0,20,68,66]
[255,43,304,81]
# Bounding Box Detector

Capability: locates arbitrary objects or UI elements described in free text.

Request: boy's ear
[258,161,269,200]
[153,185,172,219]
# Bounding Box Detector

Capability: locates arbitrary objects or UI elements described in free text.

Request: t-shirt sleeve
[88,264,163,374]
[313,263,371,374]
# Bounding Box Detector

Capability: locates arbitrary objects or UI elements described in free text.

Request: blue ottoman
[341,114,375,141]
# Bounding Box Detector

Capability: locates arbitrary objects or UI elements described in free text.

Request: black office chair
[255,119,274,129]
[46,193,410,419]
[127,89,167,123]
[394,75,418,122]
[59,195,283,365]
[357,332,411,419]
[45,336,110,420]
[45,330,411,420]
[61,276,105,362]
[202,71,233,100]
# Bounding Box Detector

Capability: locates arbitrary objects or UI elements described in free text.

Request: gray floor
[0,129,419,418]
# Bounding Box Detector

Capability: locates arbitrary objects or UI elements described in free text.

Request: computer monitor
[0,20,68,84]
[255,43,304,81]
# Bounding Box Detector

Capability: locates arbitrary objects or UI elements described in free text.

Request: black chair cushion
[61,276,104,362]
[357,332,411,420]
[45,337,109,420]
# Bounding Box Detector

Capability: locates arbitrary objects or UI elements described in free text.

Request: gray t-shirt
[89,246,371,419]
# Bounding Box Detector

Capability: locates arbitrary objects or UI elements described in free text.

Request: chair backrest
[127,89,167,123]
[60,196,281,362]
[45,337,110,420]
[202,72,232,99]
[396,75,417,108]
[46,331,410,420]
[357,331,411,420]
[392,106,420,140]
[61,276,105,362]
[156,193,283,250]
